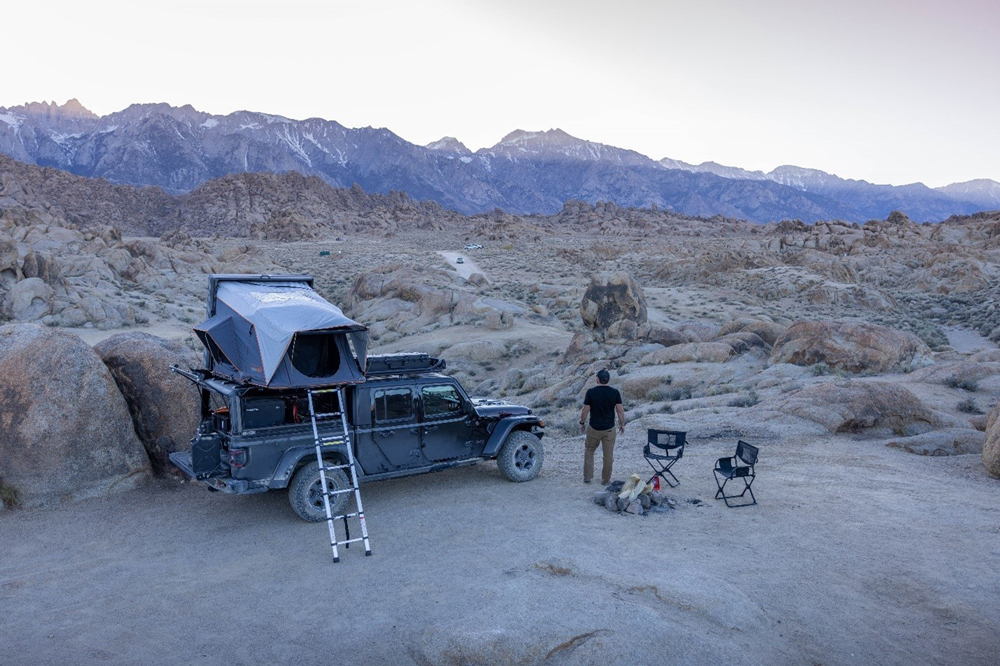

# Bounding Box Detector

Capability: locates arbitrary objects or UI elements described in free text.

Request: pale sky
[3,0,998,187]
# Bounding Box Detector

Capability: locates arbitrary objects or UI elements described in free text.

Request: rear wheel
[496,430,543,482]
[289,460,350,522]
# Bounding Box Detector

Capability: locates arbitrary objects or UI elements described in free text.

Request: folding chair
[644,429,686,488]
[713,440,759,507]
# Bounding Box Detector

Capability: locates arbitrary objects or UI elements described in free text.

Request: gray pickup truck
[169,353,545,521]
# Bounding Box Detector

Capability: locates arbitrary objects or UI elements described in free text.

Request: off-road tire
[289,460,350,522]
[496,430,543,482]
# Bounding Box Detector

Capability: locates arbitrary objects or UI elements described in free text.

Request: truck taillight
[228,448,248,468]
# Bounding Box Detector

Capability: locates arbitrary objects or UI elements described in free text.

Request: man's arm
[579,405,591,433]
[616,403,625,433]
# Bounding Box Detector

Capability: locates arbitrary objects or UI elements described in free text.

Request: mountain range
[1,99,997,223]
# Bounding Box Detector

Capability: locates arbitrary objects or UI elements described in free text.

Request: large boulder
[0,324,150,509]
[2,277,53,321]
[770,321,932,373]
[985,402,1000,478]
[93,333,201,474]
[580,273,647,332]
[718,318,787,346]
[638,322,687,348]
[758,381,938,436]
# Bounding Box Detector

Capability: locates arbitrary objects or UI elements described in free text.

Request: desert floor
[3,228,999,665]
[2,427,998,665]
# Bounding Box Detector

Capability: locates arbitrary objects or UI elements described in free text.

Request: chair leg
[714,472,756,507]
[713,470,726,499]
[661,465,680,488]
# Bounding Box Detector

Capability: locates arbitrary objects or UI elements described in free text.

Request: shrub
[0,481,20,509]
[943,375,979,392]
[728,390,760,408]
[811,362,830,376]
[957,398,983,414]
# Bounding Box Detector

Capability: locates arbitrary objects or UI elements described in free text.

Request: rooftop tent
[194,278,368,388]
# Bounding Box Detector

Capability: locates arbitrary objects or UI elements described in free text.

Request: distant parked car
[456,257,465,264]
[464,244,483,250]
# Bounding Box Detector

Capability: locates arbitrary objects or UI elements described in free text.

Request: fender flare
[268,444,349,489]
[482,416,544,458]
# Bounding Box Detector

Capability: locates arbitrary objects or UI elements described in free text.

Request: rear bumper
[168,452,266,495]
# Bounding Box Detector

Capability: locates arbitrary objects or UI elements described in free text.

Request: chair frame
[644,429,686,488]
[713,440,758,507]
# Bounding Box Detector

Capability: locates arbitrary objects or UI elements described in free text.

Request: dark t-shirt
[584,385,622,431]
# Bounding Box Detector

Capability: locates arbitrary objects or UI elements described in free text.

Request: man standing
[579,368,625,485]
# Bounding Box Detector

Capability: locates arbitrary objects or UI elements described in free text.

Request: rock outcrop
[770,321,932,374]
[640,342,734,365]
[984,402,1000,478]
[759,381,938,436]
[887,429,985,456]
[580,273,647,335]
[718,318,786,347]
[0,324,150,508]
[93,333,200,473]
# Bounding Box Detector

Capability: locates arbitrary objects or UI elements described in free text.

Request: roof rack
[366,353,446,377]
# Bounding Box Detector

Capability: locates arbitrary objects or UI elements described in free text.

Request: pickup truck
[169,354,545,521]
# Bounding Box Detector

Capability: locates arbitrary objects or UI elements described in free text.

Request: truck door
[419,383,476,462]
[366,386,426,471]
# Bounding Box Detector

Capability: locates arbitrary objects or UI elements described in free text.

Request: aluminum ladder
[307,387,372,563]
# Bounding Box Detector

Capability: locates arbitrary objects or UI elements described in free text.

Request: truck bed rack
[366,353,446,376]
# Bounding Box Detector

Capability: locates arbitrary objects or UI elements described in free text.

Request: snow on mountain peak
[426,136,470,153]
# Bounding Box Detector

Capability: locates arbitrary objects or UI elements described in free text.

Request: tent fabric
[196,280,368,387]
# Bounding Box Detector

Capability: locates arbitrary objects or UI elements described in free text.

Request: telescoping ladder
[307,387,372,563]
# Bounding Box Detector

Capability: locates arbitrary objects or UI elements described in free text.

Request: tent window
[198,332,228,367]
[290,332,342,378]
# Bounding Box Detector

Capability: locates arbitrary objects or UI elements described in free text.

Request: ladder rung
[324,488,357,496]
[333,537,366,546]
[332,512,362,520]
[310,388,342,395]
[324,464,351,471]
[313,412,343,419]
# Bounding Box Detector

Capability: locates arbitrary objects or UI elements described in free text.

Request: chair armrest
[716,456,736,469]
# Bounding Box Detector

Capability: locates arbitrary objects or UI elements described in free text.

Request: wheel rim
[308,476,338,510]
[514,443,536,471]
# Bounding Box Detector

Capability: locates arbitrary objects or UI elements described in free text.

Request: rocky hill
[1,100,995,222]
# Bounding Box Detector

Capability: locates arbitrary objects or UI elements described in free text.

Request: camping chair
[713,440,759,508]
[644,429,686,488]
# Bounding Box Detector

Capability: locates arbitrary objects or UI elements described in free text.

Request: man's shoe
[584,478,592,484]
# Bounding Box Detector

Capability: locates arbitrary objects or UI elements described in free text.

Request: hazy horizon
[4,0,998,188]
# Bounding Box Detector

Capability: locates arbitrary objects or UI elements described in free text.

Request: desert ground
[3,213,1000,664]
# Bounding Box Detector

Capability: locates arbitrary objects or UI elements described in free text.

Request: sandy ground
[945,327,997,354]
[438,250,485,280]
[62,321,195,347]
[2,422,998,665]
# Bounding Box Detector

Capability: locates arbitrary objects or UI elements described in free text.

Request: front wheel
[496,430,543,482]
[288,460,350,522]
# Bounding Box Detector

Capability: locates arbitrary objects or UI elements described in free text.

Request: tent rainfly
[194,278,368,388]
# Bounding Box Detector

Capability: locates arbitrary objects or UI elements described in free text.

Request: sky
[3,0,998,187]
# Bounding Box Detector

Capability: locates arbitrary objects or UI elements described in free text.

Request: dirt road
[2,425,997,665]
[438,250,484,280]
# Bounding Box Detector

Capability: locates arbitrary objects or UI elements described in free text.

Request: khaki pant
[584,425,617,484]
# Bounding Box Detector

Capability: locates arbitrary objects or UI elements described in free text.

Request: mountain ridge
[0,99,996,222]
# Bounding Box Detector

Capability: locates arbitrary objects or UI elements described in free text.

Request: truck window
[374,388,413,423]
[422,385,463,419]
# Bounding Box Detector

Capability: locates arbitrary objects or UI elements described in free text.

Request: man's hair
[596,369,610,384]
